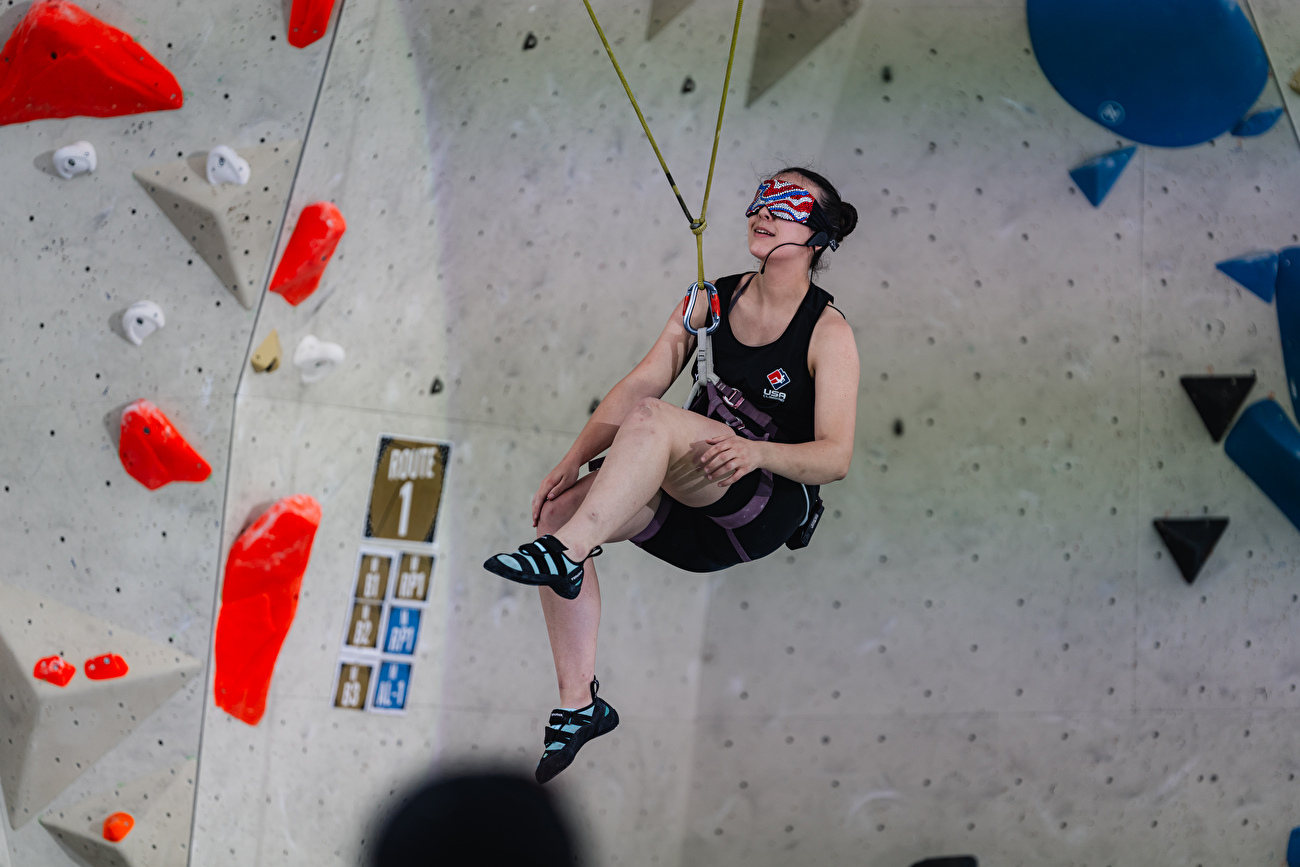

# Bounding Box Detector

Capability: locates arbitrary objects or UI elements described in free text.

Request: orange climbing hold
[119,399,212,490]
[32,655,75,686]
[214,495,322,725]
[83,653,128,680]
[0,0,183,126]
[102,811,134,842]
[269,202,346,306]
[287,0,337,48]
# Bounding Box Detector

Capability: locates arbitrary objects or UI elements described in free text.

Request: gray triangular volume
[0,583,201,828]
[746,0,861,106]
[40,759,197,867]
[647,0,695,39]
[133,140,303,310]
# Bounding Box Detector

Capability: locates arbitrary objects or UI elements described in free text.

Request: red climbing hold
[32,655,75,686]
[287,0,337,48]
[0,0,183,126]
[214,495,322,725]
[102,811,134,842]
[269,202,346,306]
[83,653,128,680]
[119,399,212,490]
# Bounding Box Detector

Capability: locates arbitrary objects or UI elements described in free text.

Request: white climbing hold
[293,335,345,383]
[53,141,96,179]
[206,145,251,186]
[122,301,165,346]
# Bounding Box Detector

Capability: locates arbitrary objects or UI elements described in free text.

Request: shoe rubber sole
[483,556,583,599]
[535,699,619,784]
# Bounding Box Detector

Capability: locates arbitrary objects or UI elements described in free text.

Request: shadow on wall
[367,768,583,867]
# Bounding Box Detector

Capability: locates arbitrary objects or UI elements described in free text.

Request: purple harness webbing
[630,494,673,544]
[698,380,779,559]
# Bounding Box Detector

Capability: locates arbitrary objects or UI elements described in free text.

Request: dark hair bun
[838,202,858,240]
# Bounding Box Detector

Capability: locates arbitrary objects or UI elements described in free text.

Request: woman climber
[484,168,861,784]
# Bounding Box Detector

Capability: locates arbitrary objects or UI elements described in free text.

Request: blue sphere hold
[1028,0,1269,147]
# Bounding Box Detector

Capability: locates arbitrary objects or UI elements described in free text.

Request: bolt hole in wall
[5,0,1300,865]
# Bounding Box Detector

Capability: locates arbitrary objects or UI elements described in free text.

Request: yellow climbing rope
[580,0,745,292]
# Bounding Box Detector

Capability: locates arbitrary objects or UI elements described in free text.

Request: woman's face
[747,173,817,266]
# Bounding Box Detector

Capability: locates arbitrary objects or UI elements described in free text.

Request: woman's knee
[538,480,587,534]
[623,396,664,429]
[537,497,568,535]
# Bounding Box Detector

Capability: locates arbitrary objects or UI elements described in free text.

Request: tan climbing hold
[1291,66,1300,96]
[251,330,282,373]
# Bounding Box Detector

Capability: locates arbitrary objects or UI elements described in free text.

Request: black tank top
[692,272,834,445]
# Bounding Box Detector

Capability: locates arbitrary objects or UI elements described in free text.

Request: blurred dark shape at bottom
[912,858,979,867]
[372,770,577,867]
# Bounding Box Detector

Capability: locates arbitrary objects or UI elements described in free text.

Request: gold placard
[333,662,372,710]
[395,553,433,602]
[355,554,392,601]
[345,602,381,649]
[365,437,451,543]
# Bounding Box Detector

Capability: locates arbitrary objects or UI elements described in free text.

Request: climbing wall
[0,0,339,860]
[6,0,1300,865]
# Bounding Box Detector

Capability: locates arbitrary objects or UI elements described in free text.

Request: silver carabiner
[681,281,720,336]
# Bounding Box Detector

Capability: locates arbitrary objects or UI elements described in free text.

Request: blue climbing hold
[1278,248,1300,418]
[1215,250,1278,303]
[1231,107,1285,137]
[1069,147,1136,207]
[1287,826,1300,867]
[1224,400,1300,535]
[1027,0,1269,147]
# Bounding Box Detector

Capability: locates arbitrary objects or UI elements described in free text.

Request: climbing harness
[580,0,743,410]
[580,1,825,555]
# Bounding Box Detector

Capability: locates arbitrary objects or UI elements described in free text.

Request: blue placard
[372,661,412,711]
[384,606,422,655]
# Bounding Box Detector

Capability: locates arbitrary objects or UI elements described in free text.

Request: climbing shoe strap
[542,703,597,750]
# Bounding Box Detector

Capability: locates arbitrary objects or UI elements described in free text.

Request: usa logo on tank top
[764,368,790,402]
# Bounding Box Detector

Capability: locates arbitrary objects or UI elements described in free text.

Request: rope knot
[690,219,707,236]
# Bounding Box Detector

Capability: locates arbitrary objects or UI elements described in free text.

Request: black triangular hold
[911,858,978,867]
[1180,375,1256,443]
[1153,518,1229,584]
[681,76,695,93]
[523,32,538,50]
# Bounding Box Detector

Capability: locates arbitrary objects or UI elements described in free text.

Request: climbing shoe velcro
[484,534,602,600]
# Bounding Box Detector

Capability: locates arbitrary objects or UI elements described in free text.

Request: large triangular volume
[0,583,201,828]
[1069,146,1137,207]
[746,0,862,106]
[647,0,695,39]
[1216,251,1279,303]
[133,141,302,309]
[0,0,182,125]
[1225,399,1300,534]
[1276,247,1300,420]
[40,759,196,867]
[1153,518,1229,584]
[1179,375,1256,443]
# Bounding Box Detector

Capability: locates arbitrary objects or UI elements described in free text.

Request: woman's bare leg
[552,397,737,560]
[536,471,659,708]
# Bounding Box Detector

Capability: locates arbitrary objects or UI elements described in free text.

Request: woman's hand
[532,458,581,527]
[699,434,766,487]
